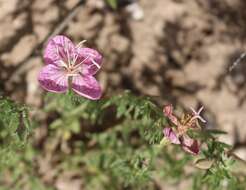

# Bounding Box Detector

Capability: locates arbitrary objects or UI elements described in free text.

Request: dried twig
[228,52,246,72]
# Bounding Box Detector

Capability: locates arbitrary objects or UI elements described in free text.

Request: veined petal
[44,35,76,66]
[76,47,103,75]
[180,135,200,155]
[163,127,180,144]
[38,64,68,93]
[163,104,179,126]
[72,75,102,100]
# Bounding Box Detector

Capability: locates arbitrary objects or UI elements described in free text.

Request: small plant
[162,104,206,155]
[0,96,31,170]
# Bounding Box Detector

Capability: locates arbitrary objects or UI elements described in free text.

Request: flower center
[176,114,196,136]
[55,40,101,77]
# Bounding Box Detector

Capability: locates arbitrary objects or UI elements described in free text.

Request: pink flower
[163,105,206,155]
[38,35,103,100]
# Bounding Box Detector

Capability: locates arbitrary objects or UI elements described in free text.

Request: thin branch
[228,52,246,72]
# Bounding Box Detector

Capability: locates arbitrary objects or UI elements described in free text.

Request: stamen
[72,54,79,66]
[59,60,68,69]
[190,106,206,123]
[90,58,101,69]
[73,56,90,71]
[64,39,71,67]
[76,40,87,49]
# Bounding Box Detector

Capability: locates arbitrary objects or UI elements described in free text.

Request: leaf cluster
[0,92,246,189]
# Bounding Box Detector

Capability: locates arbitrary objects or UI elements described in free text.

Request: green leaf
[106,0,117,9]
[206,129,227,135]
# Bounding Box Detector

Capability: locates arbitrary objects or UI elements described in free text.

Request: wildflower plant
[0,96,31,170]
[162,105,206,155]
[38,35,102,100]
[0,35,246,190]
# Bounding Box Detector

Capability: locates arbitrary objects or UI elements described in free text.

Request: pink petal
[163,127,180,144]
[72,75,102,100]
[44,35,76,66]
[163,105,179,126]
[38,64,68,93]
[180,135,200,155]
[76,47,103,75]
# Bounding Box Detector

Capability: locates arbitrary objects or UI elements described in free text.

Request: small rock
[32,0,55,11]
[32,6,59,24]
[0,0,19,20]
[26,58,42,107]
[1,35,37,66]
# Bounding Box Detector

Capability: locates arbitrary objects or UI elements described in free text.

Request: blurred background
[0,0,246,189]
